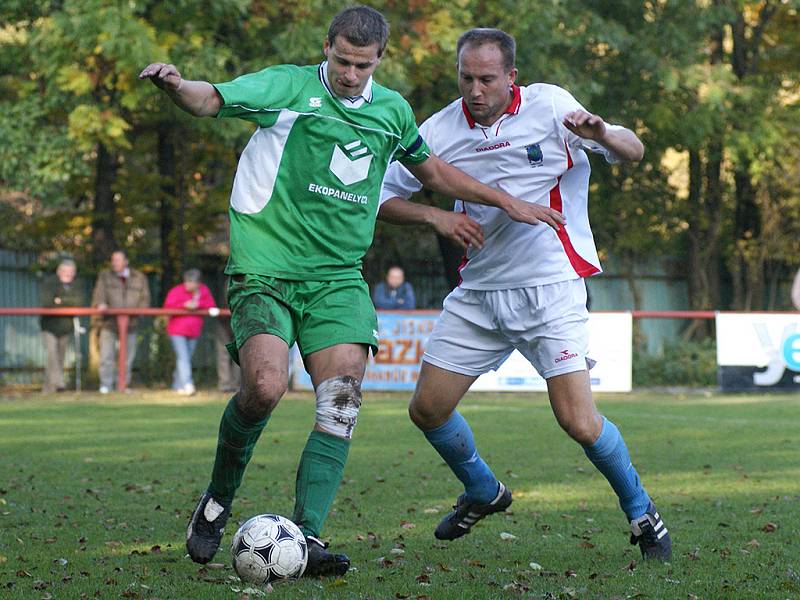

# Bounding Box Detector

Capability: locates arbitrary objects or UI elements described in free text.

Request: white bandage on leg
[315,375,362,439]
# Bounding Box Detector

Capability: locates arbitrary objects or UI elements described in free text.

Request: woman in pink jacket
[163,269,217,395]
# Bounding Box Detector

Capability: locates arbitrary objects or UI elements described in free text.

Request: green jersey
[214,63,430,280]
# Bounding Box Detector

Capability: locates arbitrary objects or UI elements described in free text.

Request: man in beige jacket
[91,250,150,393]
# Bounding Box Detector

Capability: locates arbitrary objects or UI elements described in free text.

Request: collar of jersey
[461,84,521,128]
[318,61,374,105]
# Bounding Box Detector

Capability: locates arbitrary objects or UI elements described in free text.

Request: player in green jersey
[140,6,564,577]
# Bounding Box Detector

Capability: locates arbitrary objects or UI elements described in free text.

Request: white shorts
[423,279,591,379]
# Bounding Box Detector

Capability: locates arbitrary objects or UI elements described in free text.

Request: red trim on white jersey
[461,85,522,129]
[549,144,600,277]
[456,203,469,286]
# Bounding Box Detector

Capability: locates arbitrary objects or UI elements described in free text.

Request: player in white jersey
[379,28,671,561]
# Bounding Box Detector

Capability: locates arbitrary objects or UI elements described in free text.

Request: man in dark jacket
[91,250,150,393]
[40,258,84,393]
[372,266,416,310]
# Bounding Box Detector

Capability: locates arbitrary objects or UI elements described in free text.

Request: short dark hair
[328,6,389,56]
[456,28,516,72]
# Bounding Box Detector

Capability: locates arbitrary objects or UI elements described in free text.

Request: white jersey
[380,83,621,290]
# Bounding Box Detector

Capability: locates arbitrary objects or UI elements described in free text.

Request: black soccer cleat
[435,482,513,540]
[186,491,231,564]
[630,501,672,561]
[303,535,350,578]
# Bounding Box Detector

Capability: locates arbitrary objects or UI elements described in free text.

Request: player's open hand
[505,198,565,231]
[563,110,606,141]
[431,210,484,250]
[139,63,182,92]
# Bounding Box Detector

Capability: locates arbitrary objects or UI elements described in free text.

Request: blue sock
[583,416,651,520]
[423,412,499,504]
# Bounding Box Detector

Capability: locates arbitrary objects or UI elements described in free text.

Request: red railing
[6,307,781,392]
[0,307,230,392]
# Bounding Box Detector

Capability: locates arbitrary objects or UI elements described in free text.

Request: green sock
[207,396,268,506]
[292,430,350,538]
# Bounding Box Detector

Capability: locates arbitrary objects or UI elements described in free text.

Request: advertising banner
[716,313,800,391]
[292,311,633,392]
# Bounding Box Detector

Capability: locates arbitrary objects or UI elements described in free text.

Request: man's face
[110,252,128,274]
[184,280,199,294]
[323,35,381,98]
[386,268,404,289]
[57,264,76,284]
[457,43,517,126]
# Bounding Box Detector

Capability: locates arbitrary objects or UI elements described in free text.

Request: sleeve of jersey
[551,87,621,164]
[380,117,436,205]
[213,65,299,121]
[393,101,431,165]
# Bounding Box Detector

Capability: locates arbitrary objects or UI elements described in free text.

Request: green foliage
[0,0,798,304]
[633,338,718,387]
[1,391,799,597]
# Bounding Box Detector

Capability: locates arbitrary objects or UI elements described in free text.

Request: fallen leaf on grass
[745,539,760,547]
[502,581,529,594]
[762,522,778,533]
[579,541,595,549]
[500,532,517,541]
[399,520,415,529]
[529,562,542,570]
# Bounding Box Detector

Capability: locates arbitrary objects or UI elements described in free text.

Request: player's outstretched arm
[563,110,644,162]
[406,156,566,231]
[378,197,484,250]
[139,63,222,118]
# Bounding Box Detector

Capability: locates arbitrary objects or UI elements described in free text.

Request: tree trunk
[158,124,178,302]
[91,142,117,266]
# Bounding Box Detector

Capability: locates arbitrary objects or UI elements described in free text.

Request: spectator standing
[163,268,217,395]
[40,258,84,393]
[792,268,800,311]
[213,280,240,392]
[91,250,151,393]
[372,266,416,309]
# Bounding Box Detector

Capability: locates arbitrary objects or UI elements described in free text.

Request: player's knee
[561,414,602,445]
[239,374,287,419]
[408,393,444,430]
[315,375,362,439]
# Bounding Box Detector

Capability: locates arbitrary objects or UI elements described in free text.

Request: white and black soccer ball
[230,514,308,584]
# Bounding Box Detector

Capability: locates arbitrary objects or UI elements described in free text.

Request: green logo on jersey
[330,140,373,186]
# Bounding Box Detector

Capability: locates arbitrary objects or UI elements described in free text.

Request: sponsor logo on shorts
[309,97,322,108]
[475,141,510,153]
[555,348,579,364]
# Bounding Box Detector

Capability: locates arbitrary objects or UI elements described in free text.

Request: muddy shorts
[226,274,379,364]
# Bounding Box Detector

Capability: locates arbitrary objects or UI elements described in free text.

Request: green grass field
[1,390,799,599]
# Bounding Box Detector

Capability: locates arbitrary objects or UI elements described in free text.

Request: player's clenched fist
[139,63,182,92]
[504,198,566,231]
[562,109,606,141]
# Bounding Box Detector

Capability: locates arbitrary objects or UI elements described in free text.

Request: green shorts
[226,274,379,364]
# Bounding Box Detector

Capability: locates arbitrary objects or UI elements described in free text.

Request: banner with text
[716,313,800,391]
[291,311,632,392]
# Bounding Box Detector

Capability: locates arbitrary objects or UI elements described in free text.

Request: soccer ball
[230,514,308,584]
